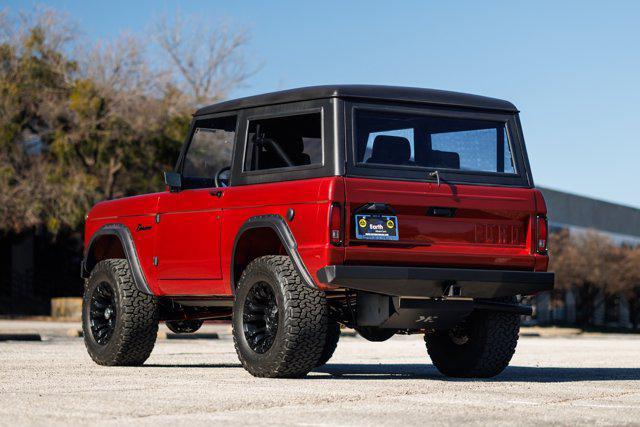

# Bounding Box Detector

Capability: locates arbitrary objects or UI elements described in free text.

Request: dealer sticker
[355,214,399,241]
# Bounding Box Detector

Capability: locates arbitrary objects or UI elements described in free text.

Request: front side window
[183,115,236,186]
[244,112,322,172]
[355,110,516,174]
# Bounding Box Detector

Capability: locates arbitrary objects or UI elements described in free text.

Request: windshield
[355,109,516,174]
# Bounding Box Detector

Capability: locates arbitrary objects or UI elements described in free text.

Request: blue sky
[6,0,640,207]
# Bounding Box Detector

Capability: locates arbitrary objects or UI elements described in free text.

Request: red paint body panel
[84,178,343,296]
[84,175,548,297]
[219,177,344,293]
[85,193,161,293]
[156,189,223,292]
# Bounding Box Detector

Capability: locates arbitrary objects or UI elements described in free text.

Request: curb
[66,330,221,340]
[0,333,42,342]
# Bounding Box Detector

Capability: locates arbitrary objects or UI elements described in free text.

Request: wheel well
[86,234,125,273]
[233,227,286,289]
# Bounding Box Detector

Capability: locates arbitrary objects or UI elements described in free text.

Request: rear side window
[244,112,322,172]
[355,110,516,174]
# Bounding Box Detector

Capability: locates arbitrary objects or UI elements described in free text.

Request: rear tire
[232,255,328,378]
[316,320,340,367]
[82,259,159,366]
[424,308,520,378]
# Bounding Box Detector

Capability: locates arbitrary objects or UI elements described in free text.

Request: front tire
[232,255,328,378]
[424,308,520,378]
[82,259,159,366]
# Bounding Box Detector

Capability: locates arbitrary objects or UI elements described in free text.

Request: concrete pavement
[1,320,639,425]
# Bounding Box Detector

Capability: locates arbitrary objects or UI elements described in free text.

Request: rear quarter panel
[221,177,345,292]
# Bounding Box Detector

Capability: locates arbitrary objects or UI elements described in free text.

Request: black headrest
[367,135,411,165]
[424,150,460,170]
[287,136,305,154]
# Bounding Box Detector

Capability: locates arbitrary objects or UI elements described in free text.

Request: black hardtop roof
[194,85,518,116]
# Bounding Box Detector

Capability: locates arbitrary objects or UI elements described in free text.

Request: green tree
[0,8,252,235]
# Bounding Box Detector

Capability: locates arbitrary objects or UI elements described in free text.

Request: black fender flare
[230,214,316,293]
[81,223,153,295]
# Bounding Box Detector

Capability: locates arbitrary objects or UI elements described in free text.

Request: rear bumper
[316,265,554,298]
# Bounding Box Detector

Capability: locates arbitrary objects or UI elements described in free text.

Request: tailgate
[343,177,536,270]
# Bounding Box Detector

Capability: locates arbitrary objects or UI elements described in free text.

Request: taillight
[329,202,342,246]
[535,215,548,254]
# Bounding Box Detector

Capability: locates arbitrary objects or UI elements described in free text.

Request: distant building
[536,187,640,329]
[540,187,640,245]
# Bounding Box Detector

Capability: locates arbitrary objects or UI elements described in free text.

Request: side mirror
[163,171,182,192]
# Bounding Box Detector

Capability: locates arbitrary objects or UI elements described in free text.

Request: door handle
[427,207,456,217]
[209,190,223,198]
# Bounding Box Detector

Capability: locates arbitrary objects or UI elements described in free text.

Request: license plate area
[355,214,399,241]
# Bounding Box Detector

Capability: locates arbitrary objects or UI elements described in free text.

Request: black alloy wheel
[82,259,159,366]
[232,255,329,378]
[89,282,117,345]
[243,281,279,354]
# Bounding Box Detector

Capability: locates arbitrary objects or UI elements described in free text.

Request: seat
[284,136,311,166]
[366,135,412,165]
[423,150,460,170]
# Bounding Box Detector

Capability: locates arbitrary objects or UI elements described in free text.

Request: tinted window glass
[355,110,515,174]
[244,113,322,171]
[431,128,514,173]
[183,116,236,184]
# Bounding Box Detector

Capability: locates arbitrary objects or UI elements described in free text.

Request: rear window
[355,110,516,174]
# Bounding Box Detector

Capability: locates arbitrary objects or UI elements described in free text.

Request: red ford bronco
[81,85,553,378]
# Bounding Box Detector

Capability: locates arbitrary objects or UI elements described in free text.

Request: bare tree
[1,7,77,53]
[620,247,640,327]
[548,229,640,326]
[84,35,155,94]
[154,13,254,106]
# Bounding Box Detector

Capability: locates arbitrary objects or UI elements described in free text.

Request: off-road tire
[166,319,204,334]
[82,259,159,366]
[316,320,340,367]
[355,326,396,342]
[232,255,328,378]
[424,307,520,378]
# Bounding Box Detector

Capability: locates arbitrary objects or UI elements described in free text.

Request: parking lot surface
[1,320,639,426]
